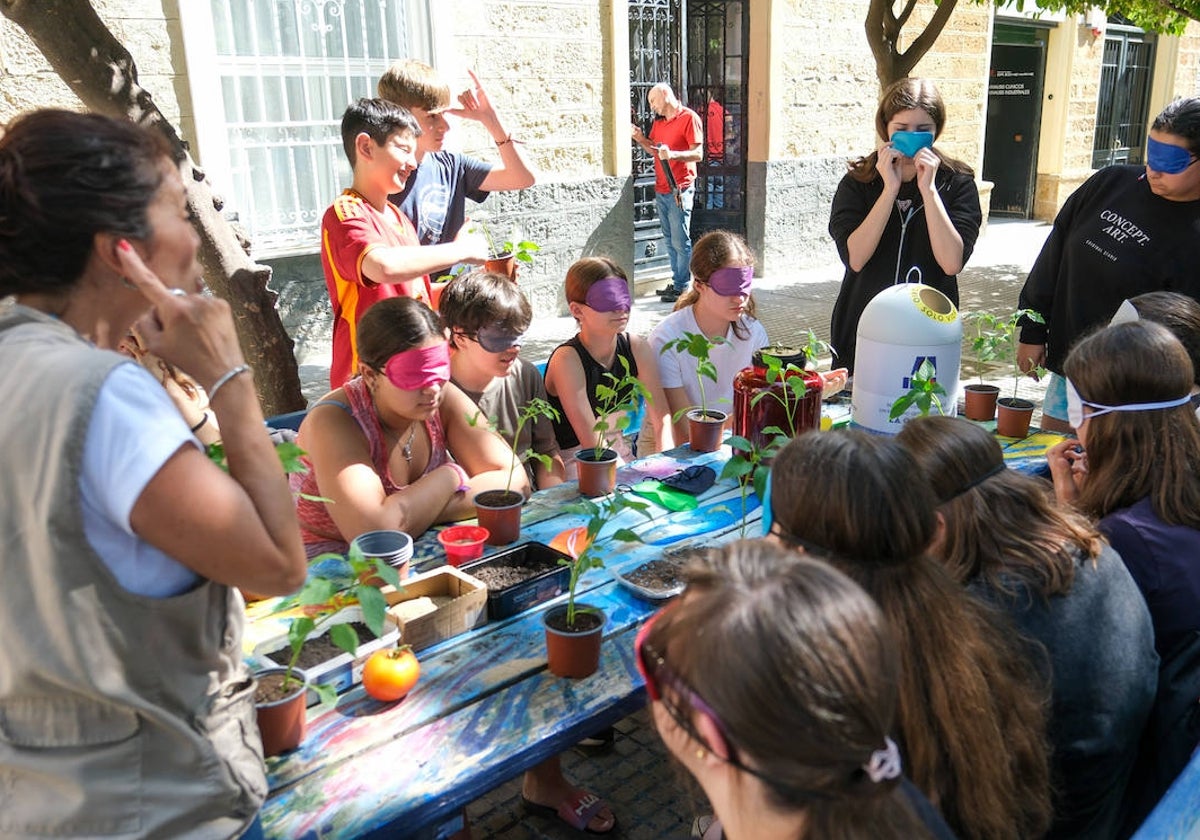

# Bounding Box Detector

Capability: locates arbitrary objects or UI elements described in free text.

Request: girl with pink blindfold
[293,297,528,556]
[545,257,674,476]
[650,230,769,445]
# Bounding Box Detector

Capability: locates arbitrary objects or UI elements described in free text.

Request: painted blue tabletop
[258,446,756,838]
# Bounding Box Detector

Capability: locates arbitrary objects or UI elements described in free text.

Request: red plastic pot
[438,525,490,566]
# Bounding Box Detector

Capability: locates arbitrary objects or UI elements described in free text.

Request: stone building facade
[0,0,1197,350]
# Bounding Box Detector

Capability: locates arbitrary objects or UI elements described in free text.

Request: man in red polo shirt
[632,83,703,302]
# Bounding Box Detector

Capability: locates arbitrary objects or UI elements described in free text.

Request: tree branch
[897,0,960,81]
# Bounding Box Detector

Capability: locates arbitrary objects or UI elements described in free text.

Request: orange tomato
[362,645,420,702]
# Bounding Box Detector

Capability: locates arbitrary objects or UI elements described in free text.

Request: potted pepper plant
[543,491,650,678]
[575,356,650,497]
[658,331,730,452]
[990,309,1047,438]
[255,541,401,756]
[960,311,1007,420]
[471,219,540,280]
[470,396,561,545]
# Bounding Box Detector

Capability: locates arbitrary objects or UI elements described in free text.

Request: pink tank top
[294,377,450,556]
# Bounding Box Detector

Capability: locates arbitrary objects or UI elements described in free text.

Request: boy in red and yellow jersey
[320,98,486,387]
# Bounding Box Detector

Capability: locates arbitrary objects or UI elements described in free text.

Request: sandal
[576,725,617,755]
[521,789,617,835]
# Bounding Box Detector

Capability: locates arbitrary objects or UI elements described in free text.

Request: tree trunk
[865,0,959,90]
[0,0,306,415]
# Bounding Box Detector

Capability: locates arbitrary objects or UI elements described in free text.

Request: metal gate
[629,0,749,279]
[630,0,682,276]
[686,0,747,237]
[1092,21,1156,168]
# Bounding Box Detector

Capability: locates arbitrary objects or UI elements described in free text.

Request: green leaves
[273,538,402,695]
[506,240,541,264]
[562,492,651,627]
[590,355,648,458]
[888,358,947,420]
[659,331,730,414]
[964,308,1046,398]
[751,353,810,438]
[722,431,783,536]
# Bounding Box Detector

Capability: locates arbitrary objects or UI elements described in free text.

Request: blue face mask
[1147,136,1197,175]
[890,130,934,158]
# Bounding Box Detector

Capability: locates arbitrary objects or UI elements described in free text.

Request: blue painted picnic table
[257,446,759,839]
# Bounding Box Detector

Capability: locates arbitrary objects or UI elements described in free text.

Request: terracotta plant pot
[962,384,1001,421]
[575,449,618,497]
[254,666,309,757]
[996,396,1035,438]
[474,489,524,546]
[483,254,516,280]
[544,604,606,679]
[687,409,728,453]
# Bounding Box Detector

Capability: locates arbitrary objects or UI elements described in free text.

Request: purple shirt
[1100,496,1200,656]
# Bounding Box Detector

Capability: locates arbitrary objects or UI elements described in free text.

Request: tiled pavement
[463,708,706,839]
[293,219,1057,838]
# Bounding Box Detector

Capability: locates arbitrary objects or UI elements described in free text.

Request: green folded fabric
[630,479,698,511]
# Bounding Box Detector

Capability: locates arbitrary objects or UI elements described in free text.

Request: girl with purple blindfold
[650,230,769,447]
[294,297,529,557]
[545,257,674,476]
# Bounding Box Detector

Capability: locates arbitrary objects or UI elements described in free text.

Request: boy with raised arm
[377,59,536,245]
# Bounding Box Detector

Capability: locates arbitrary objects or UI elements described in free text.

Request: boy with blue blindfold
[1017,96,1200,435]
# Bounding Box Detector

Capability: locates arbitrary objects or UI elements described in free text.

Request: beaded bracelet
[208,364,251,402]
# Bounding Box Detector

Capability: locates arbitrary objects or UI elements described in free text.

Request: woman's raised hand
[913,147,939,194]
[117,239,245,394]
[875,145,903,193]
[1046,438,1088,507]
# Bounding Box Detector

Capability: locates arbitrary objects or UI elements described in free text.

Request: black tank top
[546,333,639,449]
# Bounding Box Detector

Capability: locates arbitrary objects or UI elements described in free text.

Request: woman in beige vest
[0,110,305,837]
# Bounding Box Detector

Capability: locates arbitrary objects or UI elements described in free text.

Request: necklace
[398,422,417,461]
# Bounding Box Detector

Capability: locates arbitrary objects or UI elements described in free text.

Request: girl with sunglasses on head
[544,257,672,475]
[828,77,981,374]
[637,540,955,840]
[1018,96,1200,434]
[294,296,527,557]
[766,430,1052,840]
[650,230,769,445]
[897,416,1156,840]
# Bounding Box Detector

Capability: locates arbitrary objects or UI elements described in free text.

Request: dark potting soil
[469,555,563,591]
[255,670,302,704]
[624,553,689,595]
[268,621,371,670]
[545,609,604,633]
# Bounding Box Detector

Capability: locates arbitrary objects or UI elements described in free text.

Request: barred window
[184,0,431,257]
